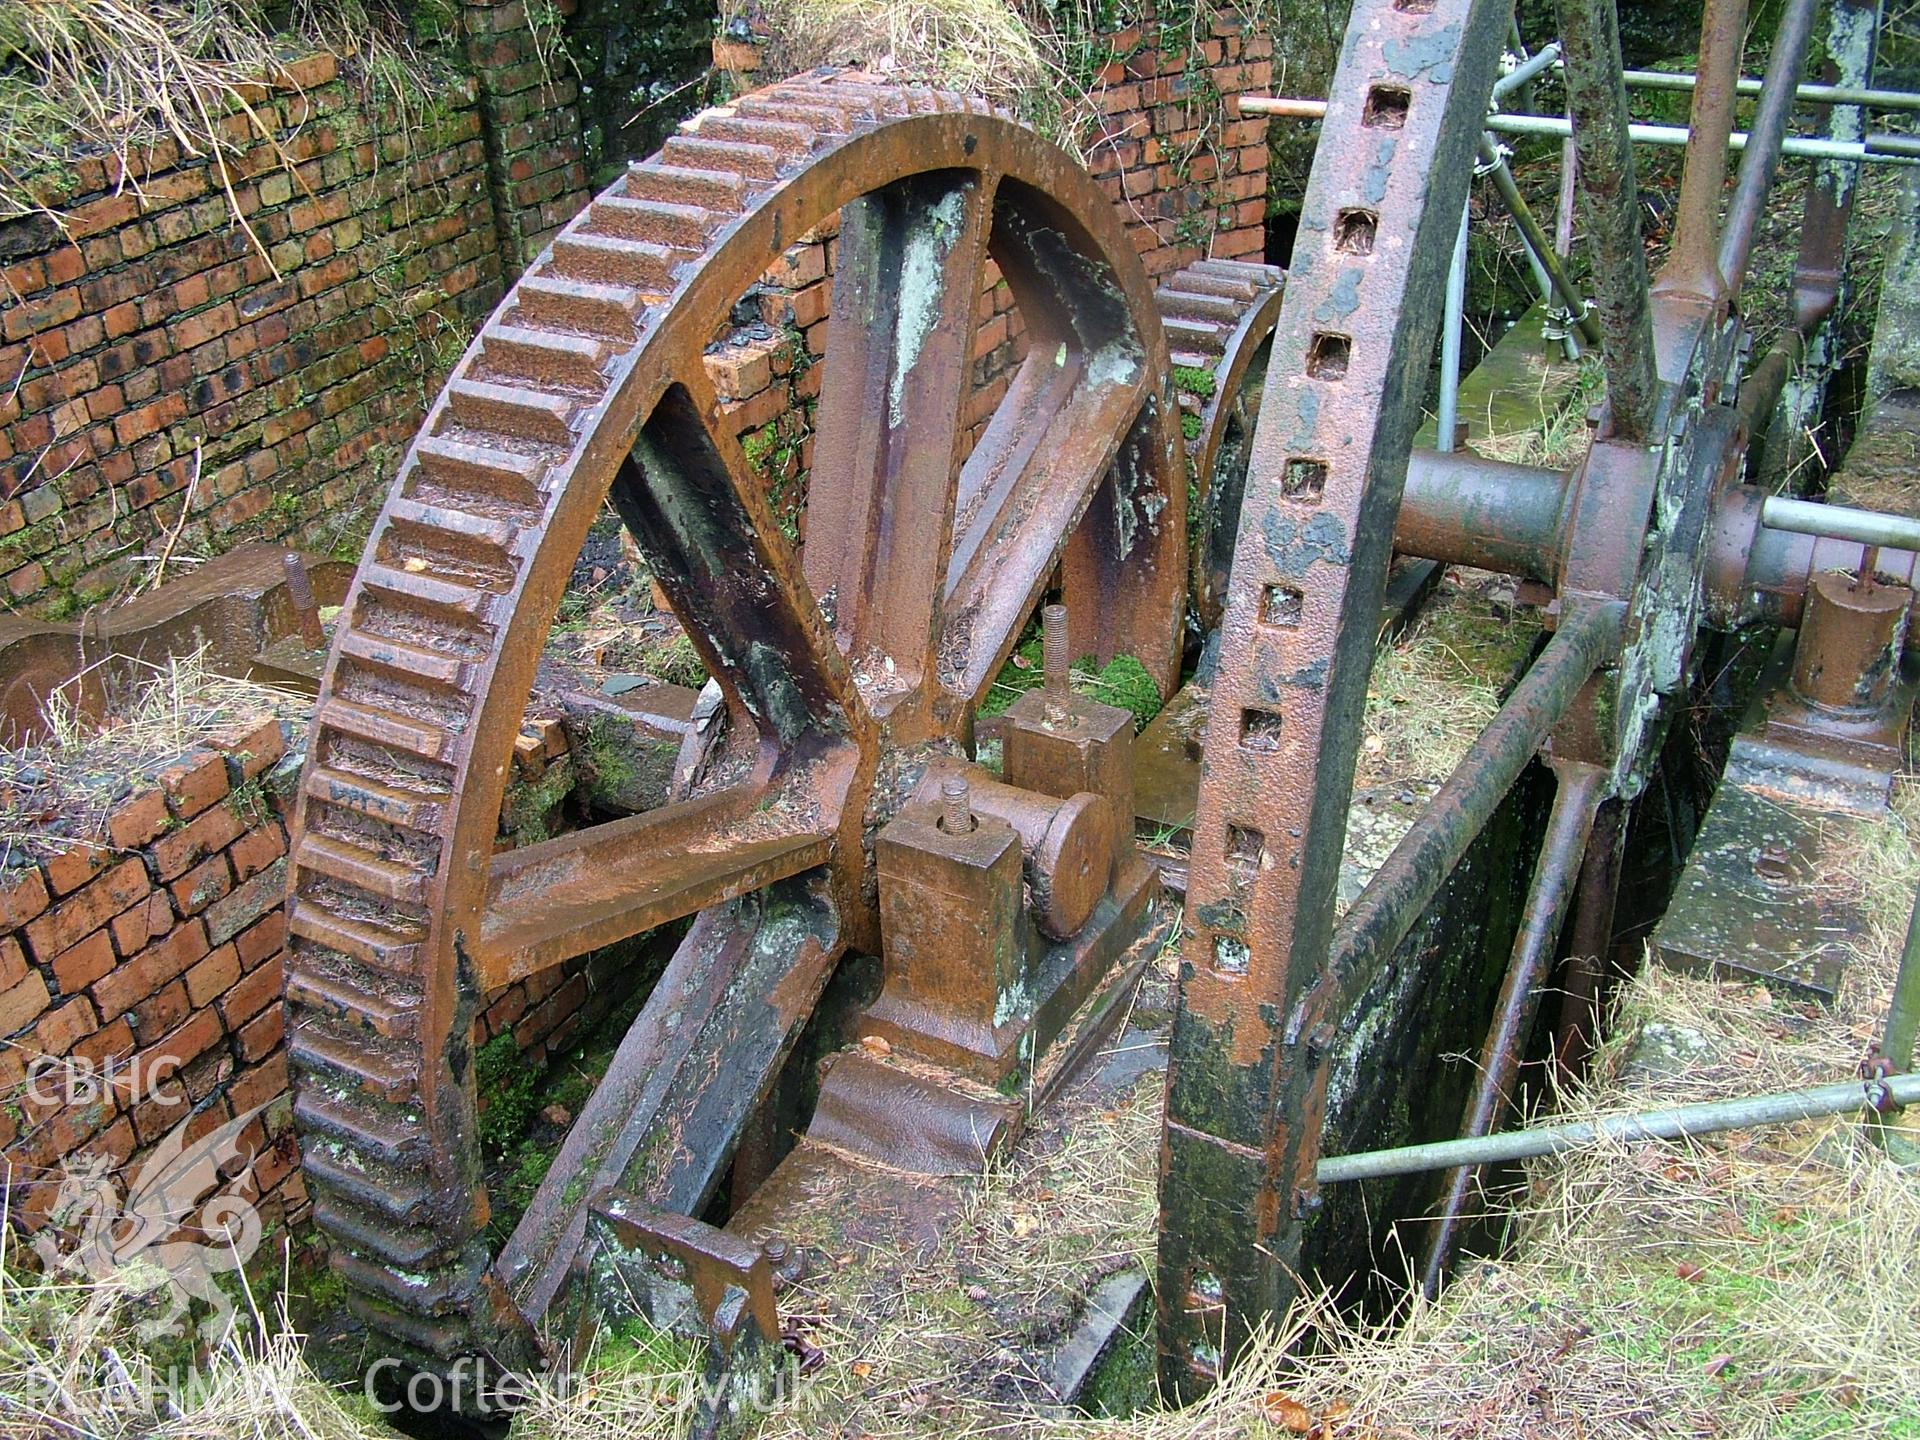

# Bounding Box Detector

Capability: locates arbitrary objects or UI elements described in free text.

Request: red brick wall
[0,52,504,618]
[0,709,631,1243]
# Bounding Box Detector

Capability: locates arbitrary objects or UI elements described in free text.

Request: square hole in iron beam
[1212,934,1251,976]
[1363,85,1412,130]
[1283,458,1328,501]
[1307,332,1351,380]
[1225,824,1266,868]
[1335,208,1378,255]
[1239,707,1284,752]
[1393,0,1435,12]
[1262,583,1305,626]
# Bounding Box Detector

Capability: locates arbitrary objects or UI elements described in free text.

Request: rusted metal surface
[1658,0,1747,301]
[285,74,1182,1375]
[1329,603,1621,986]
[1420,761,1604,1297]
[1156,0,1515,1392]
[0,543,350,742]
[1718,0,1822,297]
[1156,260,1287,633]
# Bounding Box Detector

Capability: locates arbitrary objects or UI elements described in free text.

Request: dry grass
[761,0,1051,114]
[0,0,435,249]
[0,1245,386,1440]
[0,646,303,864]
[1360,582,1531,788]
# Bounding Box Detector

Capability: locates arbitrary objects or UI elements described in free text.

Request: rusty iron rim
[284,72,1184,1364]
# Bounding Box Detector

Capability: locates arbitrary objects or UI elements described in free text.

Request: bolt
[939,774,974,834]
[282,551,325,648]
[1042,603,1070,693]
[1754,844,1794,887]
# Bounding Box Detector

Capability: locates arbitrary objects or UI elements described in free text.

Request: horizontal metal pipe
[1494,43,1563,101]
[1484,112,1920,165]
[1329,601,1624,990]
[1619,68,1920,113]
[1762,495,1920,551]
[1235,98,1920,165]
[1397,448,1566,576]
[1320,1071,1920,1182]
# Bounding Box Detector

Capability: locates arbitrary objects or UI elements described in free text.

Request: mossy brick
[205,857,286,947]
[50,929,115,993]
[169,852,234,916]
[91,917,208,1018]
[0,972,52,1036]
[149,801,245,883]
[185,942,243,1009]
[34,995,97,1056]
[25,858,148,959]
[131,977,196,1041]
[42,844,111,896]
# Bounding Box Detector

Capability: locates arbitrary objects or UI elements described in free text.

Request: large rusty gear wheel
[1155,259,1285,634]
[284,73,1195,1370]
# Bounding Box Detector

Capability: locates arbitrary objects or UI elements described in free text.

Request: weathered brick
[0,867,50,929]
[108,787,172,850]
[205,857,286,946]
[0,934,25,991]
[42,844,111,896]
[149,802,245,882]
[220,952,282,1029]
[131,979,191,1041]
[225,1047,287,1115]
[110,890,175,957]
[157,748,230,819]
[0,971,53,1036]
[91,917,208,1018]
[140,1003,224,1077]
[234,1004,283,1063]
[234,912,285,971]
[169,852,234,916]
[24,858,149,959]
[185,942,242,1009]
[50,929,115,993]
[34,995,97,1056]
[227,824,286,883]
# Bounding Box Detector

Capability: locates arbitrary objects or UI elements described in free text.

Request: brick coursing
[0,709,635,1245]
[0,52,504,616]
[462,0,594,267]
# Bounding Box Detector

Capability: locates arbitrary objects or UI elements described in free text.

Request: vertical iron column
[1719,0,1823,295]
[1658,0,1749,302]
[1555,0,1659,440]
[1155,0,1514,1398]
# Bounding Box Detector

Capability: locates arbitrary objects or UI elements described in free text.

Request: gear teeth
[511,273,647,342]
[688,114,816,161]
[288,900,425,976]
[625,160,752,211]
[441,378,578,446]
[474,326,612,394]
[585,195,718,250]
[662,134,782,180]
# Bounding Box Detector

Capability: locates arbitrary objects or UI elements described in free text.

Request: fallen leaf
[1674,1260,1706,1282]
[1262,1392,1314,1434]
[1012,1212,1038,1238]
[1770,1205,1801,1226]
[1704,1354,1735,1378]
[860,1034,893,1057]
[851,1361,873,1380]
